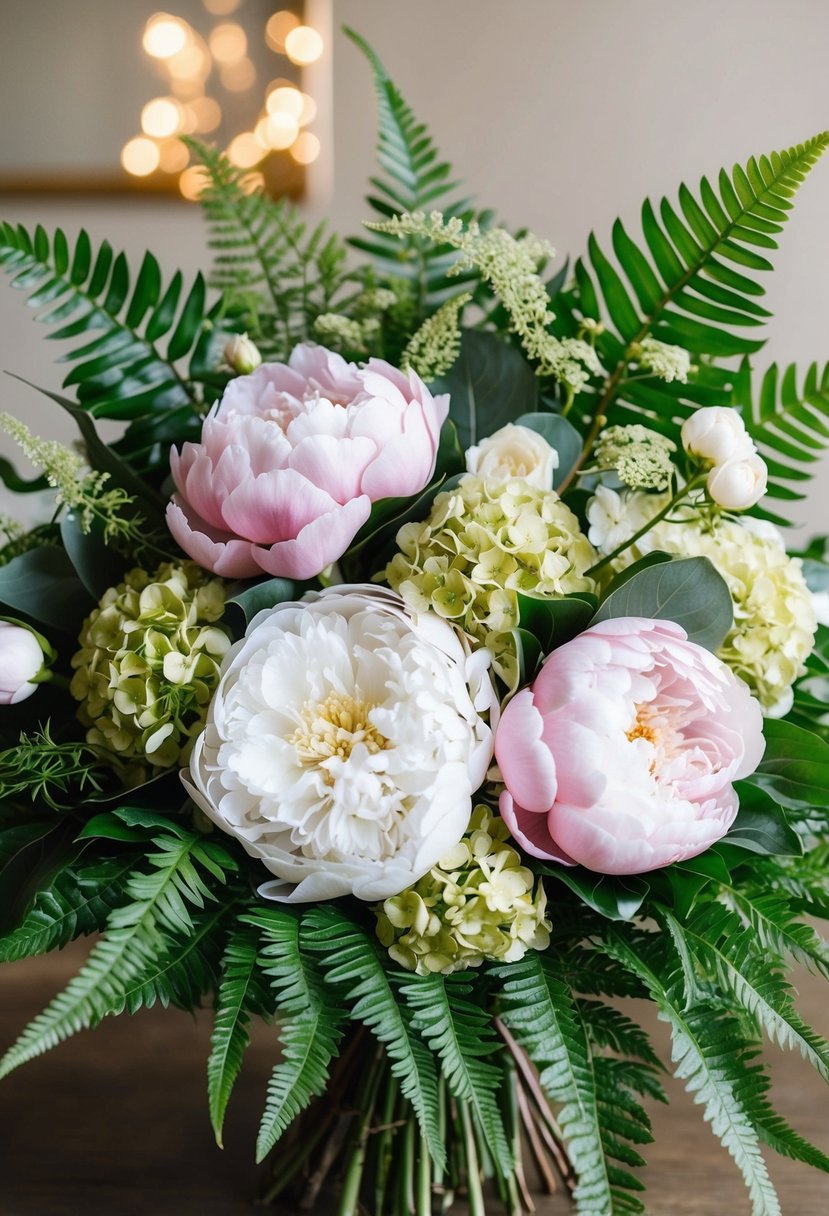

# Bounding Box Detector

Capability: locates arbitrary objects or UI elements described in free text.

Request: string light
[178,165,209,199]
[208,22,247,63]
[284,26,324,66]
[220,57,257,91]
[121,137,161,176]
[157,139,190,172]
[265,10,300,53]
[262,113,299,150]
[202,0,240,13]
[227,132,265,168]
[188,95,223,133]
[266,85,303,118]
[290,131,320,165]
[141,97,183,138]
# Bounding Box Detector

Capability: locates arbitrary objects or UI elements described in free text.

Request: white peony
[183,586,498,902]
[465,424,558,489]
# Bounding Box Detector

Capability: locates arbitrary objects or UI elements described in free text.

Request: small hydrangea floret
[70,562,232,769]
[375,804,551,975]
[385,474,596,684]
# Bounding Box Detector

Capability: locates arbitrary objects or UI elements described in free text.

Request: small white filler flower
[183,586,498,902]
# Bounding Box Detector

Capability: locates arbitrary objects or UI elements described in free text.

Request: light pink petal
[288,434,377,503]
[166,498,261,578]
[222,469,339,544]
[219,362,307,416]
[495,689,558,812]
[252,496,372,579]
[289,342,364,400]
[360,402,439,499]
[499,791,576,864]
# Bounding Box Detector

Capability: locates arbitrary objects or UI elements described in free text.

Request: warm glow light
[121,136,161,177]
[220,57,256,91]
[265,10,299,53]
[208,21,247,63]
[189,95,222,133]
[167,43,210,80]
[179,165,209,200]
[242,171,265,195]
[141,96,182,138]
[202,0,240,13]
[263,112,299,150]
[290,131,320,165]
[284,26,324,66]
[158,138,190,173]
[227,132,265,168]
[143,14,189,59]
[266,85,303,118]
[299,93,317,126]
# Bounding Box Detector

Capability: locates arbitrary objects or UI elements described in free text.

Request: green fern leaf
[344,28,481,314]
[717,883,829,982]
[207,924,269,1147]
[397,971,513,1177]
[0,224,233,436]
[190,140,347,359]
[494,952,648,1214]
[562,133,829,454]
[0,856,136,963]
[668,904,829,1081]
[302,904,445,1171]
[0,830,228,1078]
[243,907,344,1164]
[606,930,782,1216]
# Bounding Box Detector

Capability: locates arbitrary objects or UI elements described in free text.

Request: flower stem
[459,1102,487,1216]
[585,473,706,578]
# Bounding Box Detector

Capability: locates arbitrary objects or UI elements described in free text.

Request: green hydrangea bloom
[375,805,551,975]
[385,474,596,683]
[70,562,232,770]
[593,424,677,491]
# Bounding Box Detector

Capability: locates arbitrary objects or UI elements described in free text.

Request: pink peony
[167,344,449,580]
[495,617,765,875]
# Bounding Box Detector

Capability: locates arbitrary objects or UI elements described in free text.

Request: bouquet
[1,29,829,1216]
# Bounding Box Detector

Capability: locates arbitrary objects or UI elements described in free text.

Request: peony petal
[495,689,558,812]
[251,496,372,579]
[288,434,378,504]
[166,498,261,578]
[222,468,339,544]
[360,399,438,500]
[499,791,577,864]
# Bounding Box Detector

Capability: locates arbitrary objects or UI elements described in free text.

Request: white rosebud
[0,621,46,705]
[465,424,559,490]
[681,407,755,465]
[224,333,262,375]
[707,453,768,510]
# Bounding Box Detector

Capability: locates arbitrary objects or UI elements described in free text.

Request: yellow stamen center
[291,692,388,770]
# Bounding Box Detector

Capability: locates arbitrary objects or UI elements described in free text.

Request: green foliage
[207,923,271,1148]
[0,223,236,472]
[344,29,485,315]
[244,907,345,1163]
[191,140,347,360]
[556,133,829,469]
[0,818,233,1079]
[0,725,122,811]
[495,951,654,1214]
[303,904,445,1171]
[0,857,135,963]
[605,930,783,1216]
[398,971,512,1177]
[431,329,538,448]
[0,544,92,633]
[592,555,733,651]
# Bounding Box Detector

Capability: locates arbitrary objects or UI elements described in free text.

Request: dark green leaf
[593,556,733,652]
[432,329,538,449]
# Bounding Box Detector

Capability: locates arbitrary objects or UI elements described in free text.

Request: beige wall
[2,0,828,532]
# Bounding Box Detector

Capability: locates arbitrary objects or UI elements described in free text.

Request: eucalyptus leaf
[226,578,298,632]
[432,330,538,449]
[592,555,732,651]
[516,591,596,653]
[514,411,583,489]
[0,546,92,633]
[539,865,650,920]
[747,719,829,810]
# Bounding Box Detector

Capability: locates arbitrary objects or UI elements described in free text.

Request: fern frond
[344,28,482,314]
[398,971,513,1177]
[606,930,782,1216]
[0,857,136,963]
[668,904,829,1081]
[244,907,344,1164]
[0,223,233,433]
[717,883,829,982]
[561,133,829,457]
[0,830,228,1078]
[207,922,270,1148]
[302,904,445,1171]
[494,952,649,1214]
[191,140,347,359]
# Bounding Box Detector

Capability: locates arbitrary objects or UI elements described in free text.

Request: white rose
[465,424,558,489]
[707,453,768,510]
[681,407,755,465]
[0,621,45,705]
[183,585,498,902]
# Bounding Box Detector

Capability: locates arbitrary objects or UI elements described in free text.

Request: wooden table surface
[1,941,828,1215]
